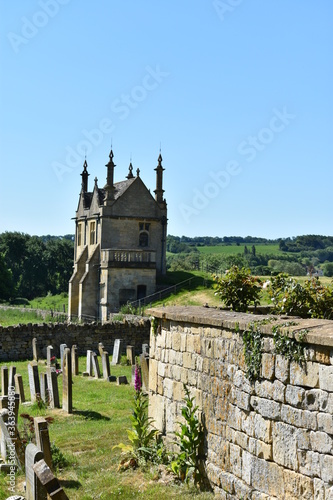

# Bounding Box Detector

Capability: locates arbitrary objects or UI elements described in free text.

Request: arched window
[139,232,149,247]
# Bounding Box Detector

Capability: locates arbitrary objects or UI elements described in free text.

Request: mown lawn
[0,358,213,500]
[196,243,280,255]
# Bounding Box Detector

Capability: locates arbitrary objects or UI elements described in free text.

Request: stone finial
[127,162,134,179]
[136,168,140,177]
[81,159,89,192]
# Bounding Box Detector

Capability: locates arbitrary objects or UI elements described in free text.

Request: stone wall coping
[146,306,333,347]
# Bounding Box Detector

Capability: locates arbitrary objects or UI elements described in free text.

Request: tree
[0,253,14,300]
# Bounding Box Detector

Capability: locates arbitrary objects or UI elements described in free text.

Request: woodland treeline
[0,232,74,301]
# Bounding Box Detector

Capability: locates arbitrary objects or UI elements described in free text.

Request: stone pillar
[98,342,105,357]
[71,345,79,376]
[101,352,110,380]
[28,362,40,403]
[34,417,52,469]
[14,373,25,403]
[62,348,72,414]
[91,352,100,379]
[140,354,149,393]
[32,337,38,362]
[25,443,47,500]
[1,366,8,396]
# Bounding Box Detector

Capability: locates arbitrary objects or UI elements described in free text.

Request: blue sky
[0,0,332,239]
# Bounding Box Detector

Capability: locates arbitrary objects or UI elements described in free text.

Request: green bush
[213,265,262,312]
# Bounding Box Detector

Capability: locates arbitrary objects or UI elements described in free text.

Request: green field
[196,243,280,255]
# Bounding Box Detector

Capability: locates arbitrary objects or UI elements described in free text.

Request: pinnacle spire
[80,158,89,192]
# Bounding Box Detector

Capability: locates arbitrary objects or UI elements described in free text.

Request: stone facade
[147,306,333,498]
[68,148,167,321]
[0,317,150,362]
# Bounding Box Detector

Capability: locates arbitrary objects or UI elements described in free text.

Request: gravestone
[46,367,60,409]
[86,350,93,376]
[101,352,110,380]
[8,366,16,390]
[71,345,79,376]
[62,348,72,413]
[98,342,104,357]
[34,417,52,469]
[126,345,135,365]
[46,346,54,367]
[140,354,149,393]
[0,396,8,410]
[91,352,101,379]
[111,339,122,365]
[60,344,67,372]
[28,362,40,403]
[32,338,38,362]
[1,366,8,396]
[40,373,48,404]
[14,373,25,403]
[33,459,69,499]
[117,376,128,385]
[25,443,47,500]
[142,343,149,357]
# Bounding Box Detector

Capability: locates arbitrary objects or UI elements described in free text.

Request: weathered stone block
[250,396,280,420]
[281,404,317,430]
[275,354,289,383]
[318,365,333,392]
[310,430,333,454]
[285,384,305,407]
[273,421,298,471]
[229,443,242,478]
[231,387,250,411]
[290,361,319,388]
[261,353,275,380]
[317,412,333,434]
[250,455,285,498]
[298,449,321,477]
[320,453,333,482]
[283,469,314,500]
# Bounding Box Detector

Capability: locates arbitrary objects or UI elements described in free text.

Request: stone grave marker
[86,350,93,376]
[8,365,16,390]
[126,345,135,365]
[60,344,67,372]
[1,366,8,396]
[111,339,122,365]
[40,373,48,404]
[102,351,111,380]
[33,459,69,499]
[98,342,105,357]
[140,354,149,392]
[91,352,101,379]
[46,367,60,409]
[34,417,52,469]
[142,343,149,357]
[25,443,47,500]
[46,346,54,367]
[28,362,40,403]
[14,373,25,403]
[117,376,128,385]
[0,396,8,410]
[71,345,79,376]
[62,348,72,413]
[32,337,38,362]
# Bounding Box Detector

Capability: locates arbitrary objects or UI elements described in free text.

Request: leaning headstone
[131,365,136,386]
[33,459,69,499]
[0,408,22,466]
[14,373,25,403]
[28,362,40,403]
[60,344,67,372]
[142,343,149,357]
[62,348,72,414]
[111,339,122,365]
[86,350,93,376]
[34,417,52,469]
[25,443,47,500]
[40,373,48,404]
[8,365,16,389]
[140,354,149,393]
[91,352,101,379]
[46,367,60,409]
[126,345,135,365]
[1,366,8,396]
[101,351,110,380]
[46,346,54,367]
[32,338,38,362]
[0,409,9,461]
[71,345,79,376]
[98,342,104,357]
[0,396,8,410]
[117,376,128,385]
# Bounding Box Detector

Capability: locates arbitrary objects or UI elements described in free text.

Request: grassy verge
[0,358,213,500]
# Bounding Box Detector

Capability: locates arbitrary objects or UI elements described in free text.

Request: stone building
[68,148,167,322]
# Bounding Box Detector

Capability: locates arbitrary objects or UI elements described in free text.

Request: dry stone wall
[0,316,150,361]
[147,306,333,499]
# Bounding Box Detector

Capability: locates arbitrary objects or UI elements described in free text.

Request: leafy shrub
[214,265,262,312]
[51,442,70,469]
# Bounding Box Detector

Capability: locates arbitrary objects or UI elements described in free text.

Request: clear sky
[0,0,332,239]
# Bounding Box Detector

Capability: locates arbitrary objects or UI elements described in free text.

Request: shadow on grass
[73,410,110,421]
[60,479,82,489]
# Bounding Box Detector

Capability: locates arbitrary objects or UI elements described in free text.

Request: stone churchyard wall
[147,306,333,499]
[0,316,150,361]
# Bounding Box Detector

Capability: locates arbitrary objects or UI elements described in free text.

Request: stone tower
[68,148,167,322]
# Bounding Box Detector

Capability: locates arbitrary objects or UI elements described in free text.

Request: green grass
[0,358,213,500]
[0,308,63,327]
[196,243,280,255]
[29,292,68,312]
